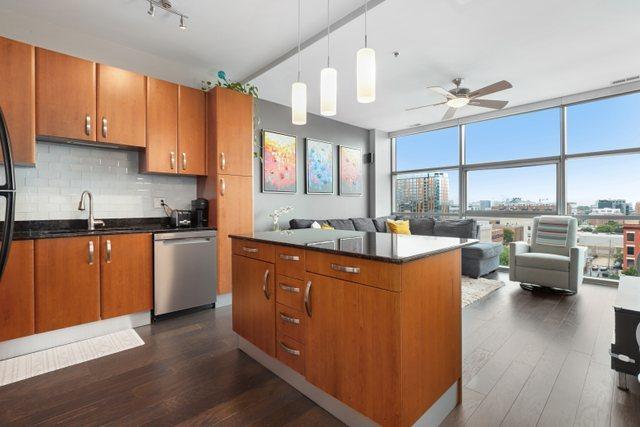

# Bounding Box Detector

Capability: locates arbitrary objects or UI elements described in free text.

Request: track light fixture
[144,0,188,30]
[147,1,155,16]
[179,15,186,30]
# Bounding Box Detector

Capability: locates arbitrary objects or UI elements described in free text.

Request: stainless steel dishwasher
[154,230,217,316]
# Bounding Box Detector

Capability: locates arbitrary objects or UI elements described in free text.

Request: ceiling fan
[406,78,513,121]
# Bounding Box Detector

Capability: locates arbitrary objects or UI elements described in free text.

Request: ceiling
[1,0,639,133]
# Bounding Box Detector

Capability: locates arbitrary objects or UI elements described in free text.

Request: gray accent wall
[253,99,370,231]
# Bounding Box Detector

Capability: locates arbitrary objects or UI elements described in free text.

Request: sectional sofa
[289,216,503,278]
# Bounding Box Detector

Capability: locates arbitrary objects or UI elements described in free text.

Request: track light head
[179,15,186,30]
[147,1,155,16]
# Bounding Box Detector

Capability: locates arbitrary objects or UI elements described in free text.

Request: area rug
[462,276,505,308]
[0,329,144,387]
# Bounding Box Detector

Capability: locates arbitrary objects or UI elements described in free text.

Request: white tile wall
[13,142,197,221]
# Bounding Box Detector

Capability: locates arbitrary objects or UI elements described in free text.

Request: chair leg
[520,282,576,295]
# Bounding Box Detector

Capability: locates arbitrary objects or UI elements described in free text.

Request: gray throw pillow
[289,219,328,229]
[327,219,356,231]
[409,218,435,236]
[373,215,396,232]
[350,218,377,232]
[433,219,477,238]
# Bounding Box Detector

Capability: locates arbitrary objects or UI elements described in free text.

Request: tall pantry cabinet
[197,87,254,295]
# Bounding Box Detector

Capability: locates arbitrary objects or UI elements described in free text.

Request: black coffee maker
[191,198,209,227]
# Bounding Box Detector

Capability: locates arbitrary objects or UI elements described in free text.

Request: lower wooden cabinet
[100,234,152,319]
[0,240,35,342]
[35,236,101,333]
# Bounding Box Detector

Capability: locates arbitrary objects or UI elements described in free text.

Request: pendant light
[291,0,307,125]
[320,0,337,116]
[356,0,376,103]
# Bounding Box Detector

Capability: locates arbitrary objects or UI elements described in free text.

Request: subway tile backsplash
[14,142,196,220]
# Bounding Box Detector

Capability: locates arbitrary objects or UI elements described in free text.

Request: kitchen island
[230,229,476,427]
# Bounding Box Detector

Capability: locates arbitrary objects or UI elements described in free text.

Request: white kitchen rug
[462,276,505,308]
[0,329,144,387]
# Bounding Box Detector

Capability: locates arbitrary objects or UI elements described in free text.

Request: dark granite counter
[231,228,477,264]
[8,217,215,240]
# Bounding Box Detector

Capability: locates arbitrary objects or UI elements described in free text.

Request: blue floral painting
[305,139,333,194]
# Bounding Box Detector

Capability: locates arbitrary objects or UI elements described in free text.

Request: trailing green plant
[622,266,639,276]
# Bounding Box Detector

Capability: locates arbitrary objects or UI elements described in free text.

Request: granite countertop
[8,217,216,240]
[230,229,477,264]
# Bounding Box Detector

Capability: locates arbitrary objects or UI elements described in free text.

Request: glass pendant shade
[320,67,337,116]
[291,81,307,125]
[357,47,376,103]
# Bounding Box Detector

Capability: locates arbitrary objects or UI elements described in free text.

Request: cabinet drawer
[276,303,305,344]
[232,239,275,263]
[276,333,305,375]
[305,250,402,292]
[275,246,305,279]
[276,275,305,312]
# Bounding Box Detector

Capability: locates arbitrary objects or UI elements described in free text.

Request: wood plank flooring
[0,273,637,426]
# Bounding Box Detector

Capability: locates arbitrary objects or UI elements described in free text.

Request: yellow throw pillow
[320,223,335,230]
[386,219,411,235]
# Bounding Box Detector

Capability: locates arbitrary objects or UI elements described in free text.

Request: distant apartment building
[479,200,492,210]
[395,172,449,213]
[622,224,640,269]
[635,202,640,215]
[590,207,623,216]
[597,199,629,215]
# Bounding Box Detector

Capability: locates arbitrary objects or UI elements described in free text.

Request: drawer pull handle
[220,152,226,170]
[279,254,300,261]
[170,151,176,170]
[279,284,300,293]
[330,263,361,274]
[242,247,258,253]
[88,241,95,265]
[105,239,112,263]
[304,280,312,317]
[85,114,92,136]
[263,269,270,300]
[279,312,300,325]
[102,117,108,138]
[279,341,301,356]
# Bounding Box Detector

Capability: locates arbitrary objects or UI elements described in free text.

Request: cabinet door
[232,254,275,356]
[0,240,35,342]
[36,48,96,141]
[35,237,101,333]
[0,36,35,165]
[142,77,178,174]
[211,87,253,177]
[97,64,146,147]
[217,175,253,294]
[178,85,206,175]
[100,234,152,319]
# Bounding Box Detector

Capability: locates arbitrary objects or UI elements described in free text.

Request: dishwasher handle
[161,237,213,245]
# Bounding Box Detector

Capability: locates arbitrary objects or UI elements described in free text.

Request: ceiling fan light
[320,67,337,116]
[446,97,469,108]
[357,47,376,103]
[291,81,307,125]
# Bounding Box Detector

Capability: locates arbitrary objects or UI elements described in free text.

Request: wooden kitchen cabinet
[0,240,35,342]
[36,48,96,141]
[97,64,146,148]
[0,36,35,165]
[35,236,101,333]
[232,254,275,356]
[178,85,206,175]
[141,77,178,174]
[100,233,152,319]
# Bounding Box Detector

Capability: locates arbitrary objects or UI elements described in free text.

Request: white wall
[368,129,392,217]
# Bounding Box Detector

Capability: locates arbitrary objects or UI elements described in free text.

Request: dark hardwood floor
[0,274,637,426]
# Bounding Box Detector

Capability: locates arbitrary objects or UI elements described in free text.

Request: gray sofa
[289,216,502,278]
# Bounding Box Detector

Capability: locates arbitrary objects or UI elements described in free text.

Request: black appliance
[0,107,16,281]
[191,198,209,227]
[170,209,192,228]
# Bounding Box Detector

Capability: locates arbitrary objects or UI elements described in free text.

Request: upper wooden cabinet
[36,48,96,141]
[0,36,35,165]
[141,77,178,174]
[209,87,253,177]
[97,64,146,148]
[0,240,35,342]
[178,85,206,175]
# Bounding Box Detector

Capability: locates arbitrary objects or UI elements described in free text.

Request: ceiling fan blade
[405,101,447,111]
[468,99,509,109]
[468,80,513,98]
[427,86,455,99]
[442,107,456,121]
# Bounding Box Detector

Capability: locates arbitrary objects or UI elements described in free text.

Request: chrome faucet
[78,191,105,231]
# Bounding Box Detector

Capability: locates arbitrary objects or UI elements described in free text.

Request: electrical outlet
[153,197,166,209]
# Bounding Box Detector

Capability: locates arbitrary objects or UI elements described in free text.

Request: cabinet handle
[219,178,225,196]
[242,247,258,253]
[88,241,94,265]
[85,115,91,136]
[262,269,270,300]
[279,312,301,325]
[330,263,361,274]
[181,152,187,170]
[220,152,226,170]
[101,117,108,138]
[304,280,312,317]
[170,152,176,170]
[279,283,300,293]
[105,239,112,263]
[279,254,300,261]
[279,341,301,356]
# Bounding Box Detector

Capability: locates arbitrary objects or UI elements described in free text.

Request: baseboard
[0,311,151,361]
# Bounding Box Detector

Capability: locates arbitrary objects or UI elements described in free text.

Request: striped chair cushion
[536,217,571,247]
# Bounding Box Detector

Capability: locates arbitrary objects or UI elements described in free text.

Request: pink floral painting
[339,145,363,195]
[262,131,297,193]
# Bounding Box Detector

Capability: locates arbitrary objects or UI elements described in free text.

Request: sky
[396,92,640,206]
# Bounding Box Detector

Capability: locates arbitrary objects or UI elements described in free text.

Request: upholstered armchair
[509,216,586,294]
